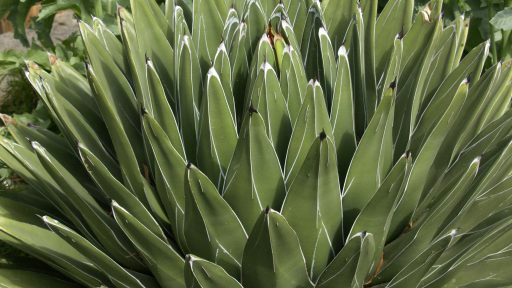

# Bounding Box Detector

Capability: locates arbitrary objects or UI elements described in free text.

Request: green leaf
[321,0,355,49]
[284,80,333,186]
[142,115,188,250]
[247,62,291,162]
[197,68,238,187]
[301,2,324,81]
[112,201,185,288]
[379,157,479,283]
[279,43,308,124]
[185,255,243,288]
[0,197,107,287]
[176,35,202,161]
[131,0,176,107]
[316,232,375,288]
[490,7,512,31]
[145,59,186,160]
[330,46,356,179]
[43,216,146,288]
[242,209,313,288]
[319,27,337,105]
[33,142,144,270]
[282,134,343,281]
[78,144,165,241]
[184,164,247,278]
[282,0,308,45]
[0,269,81,288]
[223,109,286,232]
[390,80,469,238]
[348,154,410,267]
[385,232,454,288]
[342,86,395,227]
[192,0,228,72]
[374,0,413,81]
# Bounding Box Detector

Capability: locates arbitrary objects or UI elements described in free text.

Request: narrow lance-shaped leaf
[248,62,292,162]
[331,46,356,180]
[242,208,313,288]
[112,201,185,288]
[282,133,343,281]
[390,80,469,238]
[342,85,395,228]
[223,109,286,232]
[374,0,413,81]
[131,0,176,107]
[301,2,324,81]
[196,68,238,188]
[192,0,228,73]
[142,115,188,250]
[316,232,375,288]
[321,0,356,49]
[33,142,144,270]
[43,216,145,288]
[285,80,333,185]
[378,157,479,283]
[184,164,247,278]
[78,144,165,241]
[184,255,243,288]
[146,58,185,159]
[213,42,236,123]
[281,0,308,45]
[385,232,454,288]
[319,27,337,107]
[348,153,410,271]
[177,35,202,160]
[280,44,308,124]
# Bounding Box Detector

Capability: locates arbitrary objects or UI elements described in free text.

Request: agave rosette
[0,0,512,287]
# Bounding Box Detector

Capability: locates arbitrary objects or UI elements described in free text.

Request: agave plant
[0,0,512,286]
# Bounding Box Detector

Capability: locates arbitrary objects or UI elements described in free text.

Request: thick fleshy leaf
[384,232,454,288]
[284,80,333,185]
[184,255,243,288]
[281,134,342,281]
[33,142,144,270]
[348,154,410,268]
[223,110,286,232]
[390,80,469,238]
[318,27,337,106]
[247,62,291,161]
[112,202,185,288]
[342,86,395,227]
[321,0,355,49]
[0,269,81,288]
[142,115,188,250]
[374,0,413,80]
[145,59,185,159]
[0,197,107,287]
[184,165,247,278]
[280,44,308,123]
[301,1,324,81]
[242,209,313,288]
[316,232,375,288]
[131,0,176,107]
[43,216,146,288]
[78,144,165,241]
[330,46,356,179]
[378,157,479,283]
[192,0,228,72]
[176,35,202,160]
[197,68,238,187]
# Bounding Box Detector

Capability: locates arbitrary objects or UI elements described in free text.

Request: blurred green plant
[425,0,512,63]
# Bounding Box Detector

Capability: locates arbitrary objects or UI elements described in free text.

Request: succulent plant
[0,0,512,287]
